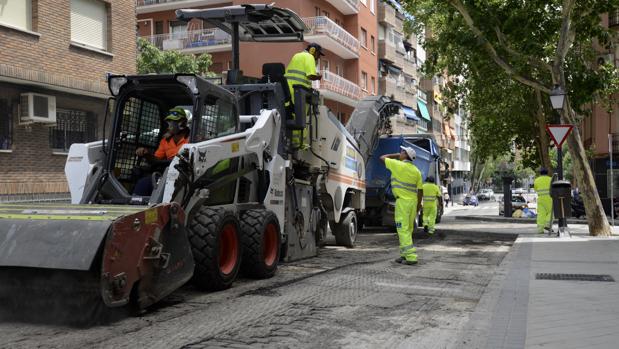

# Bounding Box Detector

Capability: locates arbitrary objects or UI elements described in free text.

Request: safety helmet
[426,175,435,183]
[307,43,325,57]
[400,146,416,160]
[164,107,188,122]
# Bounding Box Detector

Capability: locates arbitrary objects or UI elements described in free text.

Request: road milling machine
[0,4,399,315]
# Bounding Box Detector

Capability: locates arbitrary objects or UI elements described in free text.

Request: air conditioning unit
[19,93,56,125]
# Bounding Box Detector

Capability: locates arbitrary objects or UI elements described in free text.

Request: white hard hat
[400,146,416,160]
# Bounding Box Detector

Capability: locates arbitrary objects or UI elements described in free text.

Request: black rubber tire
[239,209,281,279]
[334,211,357,248]
[187,207,241,291]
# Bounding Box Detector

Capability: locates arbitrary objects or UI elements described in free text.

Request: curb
[454,215,589,225]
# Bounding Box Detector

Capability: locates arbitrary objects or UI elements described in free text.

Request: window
[370,35,375,53]
[361,71,368,91]
[315,7,321,16]
[49,109,96,152]
[361,28,368,48]
[0,100,12,150]
[322,59,330,72]
[71,0,108,50]
[169,20,187,38]
[323,11,330,18]
[336,65,342,76]
[371,76,376,94]
[370,0,376,14]
[0,0,32,31]
[196,98,237,142]
[155,21,164,35]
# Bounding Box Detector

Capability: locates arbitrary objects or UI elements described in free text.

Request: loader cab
[83,74,239,205]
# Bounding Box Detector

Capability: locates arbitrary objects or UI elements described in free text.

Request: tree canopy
[137,38,215,76]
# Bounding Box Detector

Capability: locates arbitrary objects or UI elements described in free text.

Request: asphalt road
[0,212,513,348]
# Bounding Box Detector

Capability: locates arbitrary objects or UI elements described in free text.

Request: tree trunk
[563,106,612,236]
[535,90,553,173]
[470,154,479,192]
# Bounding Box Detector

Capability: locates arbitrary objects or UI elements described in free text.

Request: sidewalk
[438,218,619,349]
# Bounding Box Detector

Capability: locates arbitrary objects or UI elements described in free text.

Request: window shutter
[71,0,107,50]
[0,0,32,30]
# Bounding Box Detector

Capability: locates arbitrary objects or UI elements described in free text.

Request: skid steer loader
[0,4,399,316]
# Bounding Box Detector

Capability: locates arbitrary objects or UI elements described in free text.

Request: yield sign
[546,124,573,148]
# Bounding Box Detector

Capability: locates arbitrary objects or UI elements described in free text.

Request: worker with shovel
[381,146,423,265]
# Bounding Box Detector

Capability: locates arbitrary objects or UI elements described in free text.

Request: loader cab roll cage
[87,74,239,204]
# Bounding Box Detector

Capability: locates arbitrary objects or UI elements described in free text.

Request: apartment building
[137,0,378,123]
[376,0,429,134]
[0,0,136,200]
[579,10,619,212]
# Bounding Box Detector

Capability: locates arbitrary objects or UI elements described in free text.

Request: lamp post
[550,85,566,180]
[549,85,569,236]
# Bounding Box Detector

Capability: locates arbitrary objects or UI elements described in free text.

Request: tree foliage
[137,38,215,76]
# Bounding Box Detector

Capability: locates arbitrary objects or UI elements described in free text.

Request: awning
[417,100,431,121]
[402,105,420,121]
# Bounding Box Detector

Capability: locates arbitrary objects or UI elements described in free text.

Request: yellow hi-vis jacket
[422,182,441,207]
[534,175,552,197]
[285,51,317,102]
[385,158,423,200]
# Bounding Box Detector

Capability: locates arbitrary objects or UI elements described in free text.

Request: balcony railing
[303,17,360,57]
[142,28,231,52]
[313,70,363,102]
[325,0,360,15]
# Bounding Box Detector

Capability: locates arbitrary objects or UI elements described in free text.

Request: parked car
[463,194,479,206]
[498,195,528,216]
[478,188,495,201]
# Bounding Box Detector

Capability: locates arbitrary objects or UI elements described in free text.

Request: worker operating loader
[422,175,441,237]
[380,146,423,265]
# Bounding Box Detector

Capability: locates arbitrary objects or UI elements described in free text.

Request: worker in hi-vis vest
[284,43,323,149]
[534,167,553,233]
[422,175,441,236]
[380,146,423,265]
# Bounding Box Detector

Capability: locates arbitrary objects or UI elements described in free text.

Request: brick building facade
[0,0,136,199]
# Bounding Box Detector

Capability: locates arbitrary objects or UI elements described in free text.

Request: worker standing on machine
[380,146,423,265]
[422,175,441,237]
[284,43,324,149]
[534,167,553,234]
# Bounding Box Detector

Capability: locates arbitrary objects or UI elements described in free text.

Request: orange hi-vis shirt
[154,136,188,160]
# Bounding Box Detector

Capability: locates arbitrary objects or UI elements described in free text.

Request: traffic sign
[546,124,573,148]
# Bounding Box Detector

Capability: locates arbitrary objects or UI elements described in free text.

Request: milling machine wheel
[333,211,357,248]
[187,207,241,291]
[240,209,281,279]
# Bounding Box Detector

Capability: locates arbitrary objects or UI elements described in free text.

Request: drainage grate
[536,273,615,282]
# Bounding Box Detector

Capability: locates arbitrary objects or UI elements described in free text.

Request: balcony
[303,17,360,59]
[612,133,619,153]
[378,1,403,28]
[136,0,229,14]
[313,70,364,107]
[325,0,359,15]
[379,76,406,103]
[142,28,231,54]
[610,10,619,27]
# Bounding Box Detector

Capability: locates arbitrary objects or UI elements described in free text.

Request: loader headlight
[176,75,199,94]
[108,76,127,96]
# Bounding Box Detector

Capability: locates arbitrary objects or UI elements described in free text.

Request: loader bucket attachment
[0,203,194,311]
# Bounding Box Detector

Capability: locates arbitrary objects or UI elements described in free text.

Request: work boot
[403,260,418,265]
[394,257,404,264]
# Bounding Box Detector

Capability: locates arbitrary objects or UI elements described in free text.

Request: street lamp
[550,85,566,110]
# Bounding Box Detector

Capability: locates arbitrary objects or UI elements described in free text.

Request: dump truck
[361,134,443,228]
[0,4,400,317]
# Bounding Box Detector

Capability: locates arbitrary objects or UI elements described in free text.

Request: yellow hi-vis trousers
[537,195,553,233]
[422,204,437,234]
[395,198,418,262]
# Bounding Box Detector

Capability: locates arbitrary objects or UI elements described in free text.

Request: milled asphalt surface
[3,202,617,348]
[0,215,513,349]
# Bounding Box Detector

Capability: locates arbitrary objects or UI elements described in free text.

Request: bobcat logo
[198,150,207,162]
